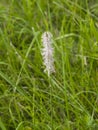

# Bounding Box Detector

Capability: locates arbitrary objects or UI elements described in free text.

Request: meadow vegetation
[0,0,98,129]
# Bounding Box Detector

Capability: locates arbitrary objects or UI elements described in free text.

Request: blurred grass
[0,0,98,130]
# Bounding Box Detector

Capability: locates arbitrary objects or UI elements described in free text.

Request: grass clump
[0,0,98,130]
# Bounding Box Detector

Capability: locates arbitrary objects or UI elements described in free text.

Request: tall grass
[0,0,98,130]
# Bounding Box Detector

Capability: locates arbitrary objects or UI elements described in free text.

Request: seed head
[41,31,55,76]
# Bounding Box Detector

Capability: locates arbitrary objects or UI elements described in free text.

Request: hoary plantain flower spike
[41,31,55,76]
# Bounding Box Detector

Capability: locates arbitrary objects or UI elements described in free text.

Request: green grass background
[0,0,98,129]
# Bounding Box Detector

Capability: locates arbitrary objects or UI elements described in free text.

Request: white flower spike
[41,31,55,76]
